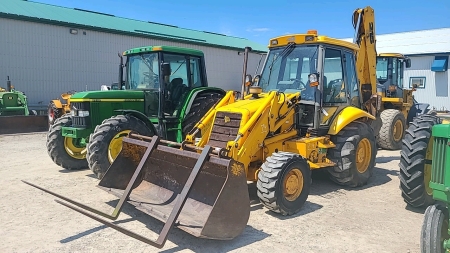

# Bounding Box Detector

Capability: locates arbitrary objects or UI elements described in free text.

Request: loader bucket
[97,135,250,240]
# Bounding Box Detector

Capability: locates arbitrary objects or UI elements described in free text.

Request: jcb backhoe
[375,53,431,150]
[24,6,382,248]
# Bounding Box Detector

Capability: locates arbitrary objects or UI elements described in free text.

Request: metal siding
[342,27,450,55]
[0,18,266,107]
[404,56,450,110]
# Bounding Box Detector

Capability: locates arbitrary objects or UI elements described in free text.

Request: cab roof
[123,45,204,57]
[268,31,360,52]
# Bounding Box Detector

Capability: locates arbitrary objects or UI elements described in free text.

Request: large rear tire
[86,114,154,179]
[257,152,311,216]
[327,121,377,187]
[399,114,441,208]
[47,115,88,170]
[377,109,406,150]
[47,101,63,126]
[421,204,449,253]
[182,91,223,137]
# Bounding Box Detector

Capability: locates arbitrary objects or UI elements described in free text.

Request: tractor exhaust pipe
[6,76,12,92]
[118,53,124,90]
[240,47,252,99]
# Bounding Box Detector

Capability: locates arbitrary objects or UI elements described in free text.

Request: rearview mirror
[405,58,411,68]
[161,63,171,77]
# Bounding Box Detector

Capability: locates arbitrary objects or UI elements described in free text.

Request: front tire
[86,114,154,179]
[399,114,441,208]
[377,109,406,150]
[47,115,88,170]
[257,152,311,216]
[421,204,449,253]
[327,121,377,187]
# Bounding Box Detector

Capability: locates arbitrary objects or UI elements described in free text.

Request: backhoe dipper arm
[352,6,378,110]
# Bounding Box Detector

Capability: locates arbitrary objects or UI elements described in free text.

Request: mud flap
[22,134,250,248]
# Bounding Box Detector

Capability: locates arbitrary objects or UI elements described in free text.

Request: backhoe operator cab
[251,30,375,135]
[376,53,412,98]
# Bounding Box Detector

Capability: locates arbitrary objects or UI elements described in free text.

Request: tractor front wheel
[327,121,377,187]
[421,204,450,253]
[86,114,155,179]
[257,151,311,216]
[377,109,406,150]
[47,115,88,170]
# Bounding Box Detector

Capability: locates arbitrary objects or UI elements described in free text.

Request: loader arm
[352,6,378,114]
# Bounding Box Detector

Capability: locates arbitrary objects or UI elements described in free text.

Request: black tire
[86,114,154,179]
[256,151,311,216]
[377,109,406,150]
[327,121,377,187]
[47,101,63,126]
[47,114,88,170]
[399,114,442,208]
[421,204,449,253]
[182,91,224,137]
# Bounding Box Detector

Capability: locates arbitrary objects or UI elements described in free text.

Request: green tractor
[47,46,227,179]
[399,113,450,208]
[0,76,31,116]
[418,121,450,252]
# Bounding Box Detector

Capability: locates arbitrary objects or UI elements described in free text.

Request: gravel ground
[0,132,425,253]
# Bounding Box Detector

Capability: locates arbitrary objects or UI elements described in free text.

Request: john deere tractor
[47,46,226,178]
[0,76,31,116]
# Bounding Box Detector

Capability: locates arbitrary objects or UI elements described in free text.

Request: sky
[31,0,450,45]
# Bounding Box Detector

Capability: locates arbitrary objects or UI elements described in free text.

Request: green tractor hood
[69,90,145,102]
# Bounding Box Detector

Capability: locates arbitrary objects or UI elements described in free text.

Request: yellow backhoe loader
[24,6,383,248]
[375,53,431,150]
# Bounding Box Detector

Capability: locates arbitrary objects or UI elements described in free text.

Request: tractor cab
[250,30,375,136]
[376,53,412,98]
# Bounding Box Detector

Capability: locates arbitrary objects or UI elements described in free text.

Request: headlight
[78,110,90,117]
[71,110,76,116]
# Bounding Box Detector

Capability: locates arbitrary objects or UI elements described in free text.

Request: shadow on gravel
[376,155,400,164]
[58,185,270,252]
[405,205,427,214]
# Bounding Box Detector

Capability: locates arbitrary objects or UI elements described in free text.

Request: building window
[409,77,426,89]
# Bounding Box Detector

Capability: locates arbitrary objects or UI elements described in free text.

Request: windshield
[126,53,160,90]
[376,57,388,80]
[258,45,318,101]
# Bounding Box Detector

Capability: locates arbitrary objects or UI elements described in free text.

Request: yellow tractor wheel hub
[393,119,404,142]
[356,138,371,173]
[283,168,303,201]
[64,137,86,160]
[108,130,132,163]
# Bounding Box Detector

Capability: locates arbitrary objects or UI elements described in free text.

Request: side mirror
[161,63,171,77]
[405,58,411,68]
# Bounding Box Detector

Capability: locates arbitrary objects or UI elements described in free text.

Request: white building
[343,28,450,111]
[0,1,268,110]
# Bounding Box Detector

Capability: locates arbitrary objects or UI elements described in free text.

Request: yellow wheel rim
[424,137,434,195]
[64,137,86,159]
[393,119,404,142]
[356,138,371,173]
[108,130,131,163]
[283,168,303,201]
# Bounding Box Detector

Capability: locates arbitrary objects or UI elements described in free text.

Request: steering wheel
[290,78,306,90]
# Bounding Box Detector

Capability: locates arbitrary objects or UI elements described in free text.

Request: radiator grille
[431,137,447,185]
[207,112,242,148]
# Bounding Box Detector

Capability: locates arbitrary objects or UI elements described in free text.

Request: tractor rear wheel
[399,114,441,208]
[377,109,406,150]
[421,204,449,253]
[47,101,63,126]
[86,114,154,179]
[257,151,311,216]
[47,114,88,170]
[327,121,377,187]
[182,91,224,137]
